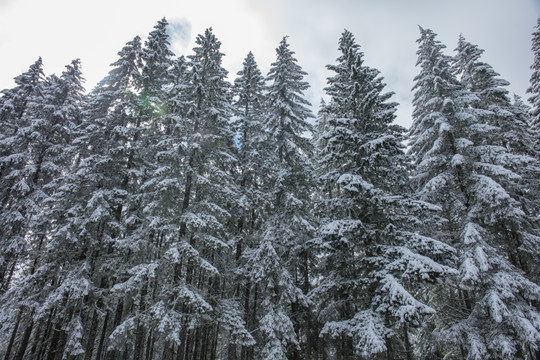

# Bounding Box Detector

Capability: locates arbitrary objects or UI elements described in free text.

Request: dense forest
[1,16,539,360]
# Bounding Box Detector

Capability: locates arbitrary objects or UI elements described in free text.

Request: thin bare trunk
[4,308,22,360]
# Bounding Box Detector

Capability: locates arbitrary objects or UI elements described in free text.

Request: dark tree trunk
[14,312,34,360]
[144,330,154,360]
[96,310,110,360]
[29,318,45,358]
[4,308,22,360]
[46,321,63,360]
[37,309,56,360]
[241,282,251,360]
[385,335,394,360]
[106,300,124,360]
[403,323,413,360]
[53,318,70,360]
[84,308,100,360]
[228,339,237,360]
[2,258,17,292]
[133,281,148,360]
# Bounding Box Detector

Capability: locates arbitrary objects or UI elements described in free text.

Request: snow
[321,310,389,357]
[337,173,373,192]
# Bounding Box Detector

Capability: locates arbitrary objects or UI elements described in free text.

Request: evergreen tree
[410,27,540,360]
[454,36,540,278]
[137,27,250,359]
[314,29,454,360]
[245,36,316,360]
[55,35,145,360]
[0,58,44,292]
[231,51,269,360]
[0,59,85,360]
[528,16,540,145]
[454,36,536,156]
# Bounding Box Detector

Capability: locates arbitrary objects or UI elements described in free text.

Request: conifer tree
[231,51,269,360]
[0,59,86,360]
[244,36,316,360]
[453,36,540,278]
[410,27,540,360]
[142,27,250,359]
[0,58,44,292]
[58,36,144,360]
[528,16,540,144]
[314,29,454,360]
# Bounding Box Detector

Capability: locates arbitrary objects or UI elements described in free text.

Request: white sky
[1,0,538,128]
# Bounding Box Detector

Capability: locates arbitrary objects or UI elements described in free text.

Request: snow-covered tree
[410,27,540,360]
[134,27,247,359]
[0,58,44,292]
[244,36,317,360]
[528,16,540,143]
[454,36,536,156]
[230,51,270,359]
[0,59,86,360]
[313,29,455,360]
[453,36,540,277]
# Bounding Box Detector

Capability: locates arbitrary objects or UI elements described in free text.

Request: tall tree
[314,29,454,360]
[454,36,540,278]
[410,27,540,360]
[0,57,45,292]
[528,16,540,146]
[243,36,316,360]
[0,59,86,360]
[231,51,269,360]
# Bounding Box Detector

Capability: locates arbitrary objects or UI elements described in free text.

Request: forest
[0,16,540,360]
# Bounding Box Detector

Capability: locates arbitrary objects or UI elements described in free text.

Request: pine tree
[0,59,86,360]
[133,27,249,359]
[410,27,540,360]
[454,36,540,278]
[231,51,268,360]
[454,36,536,156]
[243,36,316,360]
[528,16,540,145]
[313,29,455,360]
[60,36,145,360]
[0,58,44,293]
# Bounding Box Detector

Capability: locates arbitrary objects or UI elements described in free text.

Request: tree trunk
[84,308,100,360]
[45,322,63,360]
[37,309,56,360]
[106,300,124,360]
[2,257,17,292]
[14,312,34,360]
[403,323,413,360]
[144,330,154,360]
[241,282,251,360]
[385,335,394,360]
[133,282,148,360]
[228,338,237,360]
[29,318,45,358]
[4,308,22,360]
[96,310,110,360]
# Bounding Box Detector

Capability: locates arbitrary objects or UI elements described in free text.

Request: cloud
[167,18,192,55]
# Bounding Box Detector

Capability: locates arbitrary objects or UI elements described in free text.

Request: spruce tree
[454,36,540,278]
[244,36,316,360]
[231,51,268,360]
[0,59,86,360]
[0,58,44,292]
[314,29,455,360]
[528,16,540,145]
[410,27,540,360]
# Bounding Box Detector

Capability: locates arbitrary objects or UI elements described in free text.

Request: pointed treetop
[61,58,86,95]
[527,16,540,129]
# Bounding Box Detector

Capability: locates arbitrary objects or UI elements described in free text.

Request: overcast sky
[1,0,538,127]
